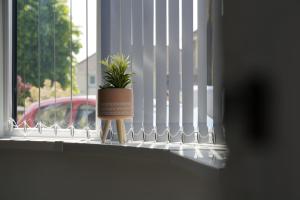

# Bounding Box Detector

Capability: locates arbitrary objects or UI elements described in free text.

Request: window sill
[0,136,227,173]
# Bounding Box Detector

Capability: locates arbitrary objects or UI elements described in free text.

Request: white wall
[0,145,221,200]
[222,0,300,199]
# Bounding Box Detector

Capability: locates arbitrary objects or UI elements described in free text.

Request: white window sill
[0,136,227,172]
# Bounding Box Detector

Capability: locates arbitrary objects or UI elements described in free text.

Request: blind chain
[7,119,213,145]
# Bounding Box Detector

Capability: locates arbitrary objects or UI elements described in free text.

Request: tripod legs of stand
[101,119,126,144]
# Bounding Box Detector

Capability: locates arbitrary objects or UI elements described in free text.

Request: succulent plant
[99,54,133,89]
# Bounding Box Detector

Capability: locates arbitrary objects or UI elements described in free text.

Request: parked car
[18,96,97,129]
[18,87,213,130]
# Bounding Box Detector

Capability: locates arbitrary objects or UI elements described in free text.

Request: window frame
[1,0,14,136]
[0,0,3,135]
[11,0,17,122]
[3,0,225,145]
[89,75,96,87]
[0,1,228,168]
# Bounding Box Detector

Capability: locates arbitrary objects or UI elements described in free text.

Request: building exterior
[75,53,97,96]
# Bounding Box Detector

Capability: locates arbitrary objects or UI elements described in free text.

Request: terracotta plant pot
[97,88,133,144]
[97,88,133,119]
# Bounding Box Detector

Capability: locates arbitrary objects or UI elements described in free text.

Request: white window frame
[0,0,3,135]
[0,0,13,136]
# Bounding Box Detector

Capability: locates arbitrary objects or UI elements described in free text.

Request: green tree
[17,0,81,90]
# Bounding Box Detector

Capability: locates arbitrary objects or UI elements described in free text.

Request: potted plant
[98,54,134,144]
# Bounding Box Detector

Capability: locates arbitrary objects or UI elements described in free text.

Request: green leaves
[17,0,82,89]
[100,54,133,89]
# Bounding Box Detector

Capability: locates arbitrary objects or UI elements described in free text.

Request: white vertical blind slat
[155,0,168,141]
[53,1,57,126]
[96,0,102,135]
[37,0,41,123]
[182,0,194,142]
[143,0,155,140]
[121,0,132,56]
[109,0,121,137]
[211,0,225,144]
[85,0,90,131]
[168,0,180,142]
[100,0,112,137]
[100,0,111,67]
[69,0,74,131]
[197,0,209,140]
[132,0,144,140]
[120,0,133,135]
[0,0,4,135]
[110,0,121,53]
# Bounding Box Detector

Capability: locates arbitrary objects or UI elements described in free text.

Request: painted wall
[222,0,300,199]
[0,147,222,200]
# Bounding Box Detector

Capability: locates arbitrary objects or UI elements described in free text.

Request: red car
[18,96,96,129]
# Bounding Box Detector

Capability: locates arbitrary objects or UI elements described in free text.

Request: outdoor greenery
[25,79,76,107]
[17,0,81,105]
[17,76,31,106]
[100,54,133,89]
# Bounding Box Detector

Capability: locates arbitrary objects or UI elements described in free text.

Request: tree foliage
[17,75,31,106]
[25,79,77,107]
[17,0,81,90]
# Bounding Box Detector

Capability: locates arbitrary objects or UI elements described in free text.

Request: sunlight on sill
[0,135,227,169]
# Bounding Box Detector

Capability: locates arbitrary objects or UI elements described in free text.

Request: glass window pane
[16,0,97,131]
[74,104,95,130]
[35,103,70,128]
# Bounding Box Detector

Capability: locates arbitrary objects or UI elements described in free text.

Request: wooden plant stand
[101,119,126,144]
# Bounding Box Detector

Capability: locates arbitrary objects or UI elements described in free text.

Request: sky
[70,0,97,62]
[70,0,198,62]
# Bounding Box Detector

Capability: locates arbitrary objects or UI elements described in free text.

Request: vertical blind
[101,0,225,144]
[10,0,225,144]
